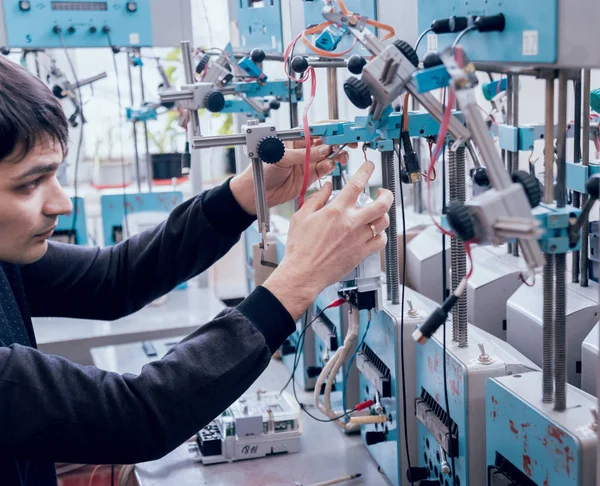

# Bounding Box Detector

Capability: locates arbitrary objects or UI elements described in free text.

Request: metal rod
[581,69,591,287]
[544,76,555,204]
[138,55,152,192]
[542,253,555,403]
[506,75,514,254]
[181,41,201,139]
[554,253,567,411]
[327,68,339,120]
[573,73,583,282]
[512,74,520,257]
[556,72,568,209]
[73,71,108,89]
[126,50,142,192]
[252,157,270,245]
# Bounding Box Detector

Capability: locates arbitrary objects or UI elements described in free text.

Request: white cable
[454,277,468,297]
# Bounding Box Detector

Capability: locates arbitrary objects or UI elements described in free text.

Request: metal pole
[138,54,152,192]
[544,76,555,204]
[506,75,514,254]
[181,41,201,138]
[512,74,520,257]
[327,68,339,120]
[581,69,591,287]
[556,72,568,209]
[126,50,142,192]
[572,74,582,281]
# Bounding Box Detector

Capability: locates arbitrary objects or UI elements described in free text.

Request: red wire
[327,298,346,309]
[464,241,475,280]
[298,67,317,209]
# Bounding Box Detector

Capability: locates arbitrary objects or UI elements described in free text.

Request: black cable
[396,132,414,485]
[279,309,313,395]
[57,33,83,244]
[452,26,477,49]
[111,464,115,486]
[107,43,130,239]
[415,28,433,54]
[441,88,456,485]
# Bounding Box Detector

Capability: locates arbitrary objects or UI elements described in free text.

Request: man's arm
[21,179,256,320]
[0,287,294,464]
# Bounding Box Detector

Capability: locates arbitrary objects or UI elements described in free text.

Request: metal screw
[440,446,451,475]
[407,299,418,318]
[478,342,492,364]
[270,126,275,131]
[247,129,252,134]
[248,152,254,157]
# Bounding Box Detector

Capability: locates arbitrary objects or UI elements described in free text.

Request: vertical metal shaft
[126,50,142,192]
[449,147,468,347]
[382,154,392,302]
[581,69,591,287]
[506,76,514,253]
[252,157,270,245]
[544,76,555,204]
[554,253,567,411]
[327,68,339,120]
[543,253,555,403]
[573,74,583,281]
[382,151,400,305]
[138,56,152,192]
[181,41,201,140]
[411,96,424,213]
[512,75,520,257]
[556,72,568,209]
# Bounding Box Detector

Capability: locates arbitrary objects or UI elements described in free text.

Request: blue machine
[487,372,597,485]
[303,0,377,56]
[53,197,88,245]
[236,0,283,53]
[414,325,538,486]
[0,0,191,49]
[100,191,182,246]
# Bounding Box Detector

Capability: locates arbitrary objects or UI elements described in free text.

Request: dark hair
[0,56,68,162]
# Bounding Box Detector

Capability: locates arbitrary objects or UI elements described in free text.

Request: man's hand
[230,139,356,215]
[263,161,393,321]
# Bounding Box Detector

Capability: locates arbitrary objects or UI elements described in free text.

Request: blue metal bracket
[482,78,508,100]
[126,105,158,123]
[316,24,348,52]
[498,124,519,152]
[413,65,451,93]
[232,80,303,102]
[566,162,600,194]
[534,204,582,254]
[238,57,268,84]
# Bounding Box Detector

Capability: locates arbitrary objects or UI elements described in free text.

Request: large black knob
[587,174,600,200]
[269,99,281,111]
[344,77,372,109]
[393,40,419,68]
[472,167,490,187]
[195,54,210,74]
[0,47,10,56]
[406,467,431,482]
[347,55,367,75]
[257,136,285,164]
[250,48,266,64]
[291,56,309,74]
[422,51,443,69]
[204,91,225,113]
[512,170,542,208]
[365,431,386,446]
[447,200,476,241]
[306,366,323,379]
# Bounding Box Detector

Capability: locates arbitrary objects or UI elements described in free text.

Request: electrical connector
[401,132,422,184]
[412,294,459,344]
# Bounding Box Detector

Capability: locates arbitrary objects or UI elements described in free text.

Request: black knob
[344,77,372,109]
[0,47,10,56]
[204,91,225,113]
[257,136,286,164]
[291,56,309,74]
[89,26,98,34]
[393,40,419,68]
[472,167,490,187]
[423,51,443,69]
[111,45,121,54]
[447,200,476,241]
[102,26,111,34]
[587,174,600,200]
[512,170,542,208]
[365,431,386,446]
[195,54,211,74]
[250,48,266,64]
[306,366,323,379]
[406,467,431,482]
[347,55,367,75]
[67,26,76,34]
[126,2,137,12]
[269,99,281,110]
[474,13,506,33]
[19,1,31,11]
[53,26,62,34]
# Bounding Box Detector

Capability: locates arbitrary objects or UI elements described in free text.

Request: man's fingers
[335,161,375,207]
[302,182,333,213]
[355,189,394,225]
[361,214,390,242]
[286,138,324,150]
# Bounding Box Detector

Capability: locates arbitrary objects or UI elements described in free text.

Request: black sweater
[0,180,296,486]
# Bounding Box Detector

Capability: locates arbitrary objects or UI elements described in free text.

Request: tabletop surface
[91,337,392,486]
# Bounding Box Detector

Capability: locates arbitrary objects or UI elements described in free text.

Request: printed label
[129,33,140,45]
[427,33,438,52]
[522,30,539,56]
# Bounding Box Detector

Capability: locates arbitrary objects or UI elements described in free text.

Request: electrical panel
[0,0,192,49]
[236,0,284,53]
[417,0,600,68]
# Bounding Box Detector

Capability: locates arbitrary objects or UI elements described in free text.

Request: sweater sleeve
[0,286,295,464]
[20,179,256,320]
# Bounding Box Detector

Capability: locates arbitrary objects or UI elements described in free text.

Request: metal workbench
[35,286,225,365]
[91,337,391,486]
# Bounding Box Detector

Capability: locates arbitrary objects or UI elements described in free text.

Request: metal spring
[381,153,392,302]
[542,254,555,403]
[448,149,459,342]
[554,254,567,411]
[382,151,400,305]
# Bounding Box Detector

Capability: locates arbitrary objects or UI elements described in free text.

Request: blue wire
[342,320,371,419]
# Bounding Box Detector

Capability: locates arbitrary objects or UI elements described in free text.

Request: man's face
[0,142,72,264]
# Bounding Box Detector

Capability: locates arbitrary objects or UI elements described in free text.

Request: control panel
[0,0,192,49]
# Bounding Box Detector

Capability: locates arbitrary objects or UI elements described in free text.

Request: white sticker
[129,33,140,45]
[427,33,438,52]
[272,35,276,50]
[522,30,539,56]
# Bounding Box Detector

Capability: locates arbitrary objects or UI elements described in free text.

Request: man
[0,56,392,485]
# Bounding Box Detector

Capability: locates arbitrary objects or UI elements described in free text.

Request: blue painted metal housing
[3,0,154,48]
[55,197,88,245]
[413,65,451,94]
[126,106,158,123]
[482,78,508,100]
[567,162,600,194]
[238,57,268,84]
[534,204,582,254]
[487,372,597,486]
[417,0,559,64]
[236,0,283,53]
